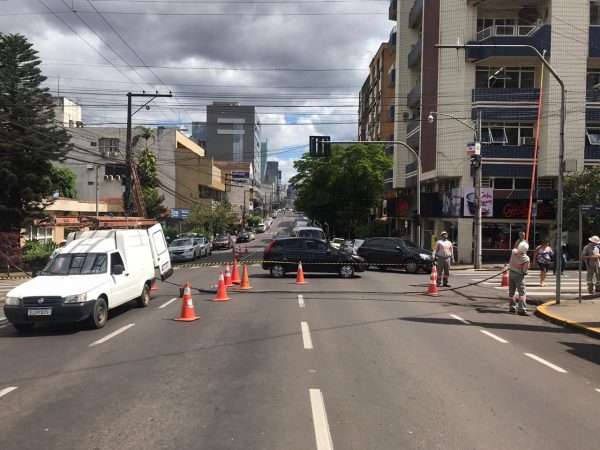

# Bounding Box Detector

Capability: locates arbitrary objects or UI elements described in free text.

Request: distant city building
[52,96,82,127]
[260,141,269,182]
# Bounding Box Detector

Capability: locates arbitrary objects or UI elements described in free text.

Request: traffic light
[309,136,331,157]
[470,154,481,169]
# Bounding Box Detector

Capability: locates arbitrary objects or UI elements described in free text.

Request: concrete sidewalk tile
[536,299,600,339]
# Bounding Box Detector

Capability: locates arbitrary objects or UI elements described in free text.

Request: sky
[0,0,392,183]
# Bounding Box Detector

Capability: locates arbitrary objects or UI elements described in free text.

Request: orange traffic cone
[295,261,307,285]
[236,264,253,290]
[231,259,241,285]
[224,263,234,287]
[214,272,231,302]
[426,266,439,297]
[150,280,158,291]
[175,282,200,321]
[500,264,509,288]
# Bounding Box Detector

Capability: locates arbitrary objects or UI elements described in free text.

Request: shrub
[22,239,56,268]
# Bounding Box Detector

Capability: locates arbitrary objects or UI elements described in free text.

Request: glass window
[505,127,519,145]
[587,70,600,89]
[592,1,600,25]
[520,71,535,88]
[285,240,304,250]
[99,138,119,156]
[111,253,124,272]
[481,128,491,143]
[306,240,326,252]
[490,128,508,144]
[232,124,243,162]
[514,178,532,190]
[586,129,600,145]
[476,70,489,88]
[483,223,511,249]
[42,253,108,275]
[494,178,513,189]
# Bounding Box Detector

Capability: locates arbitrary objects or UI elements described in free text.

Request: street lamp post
[427,110,482,269]
[435,43,565,303]
[330,140,421,247]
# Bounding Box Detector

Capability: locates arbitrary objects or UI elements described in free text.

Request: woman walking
[534,240,553,287]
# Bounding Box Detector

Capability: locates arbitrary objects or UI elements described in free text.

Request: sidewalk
[536,299,600,339]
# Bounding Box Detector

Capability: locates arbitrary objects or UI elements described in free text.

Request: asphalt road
[1,214,599,449]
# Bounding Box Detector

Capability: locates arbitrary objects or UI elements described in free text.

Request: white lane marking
[158,297,179,309]
[524,353,567,373]
[89,324,135,347]
[309,389,334,450]
[480,330,509,343]
[298,294,305,308]
[0,387,18,398]
[301,322,313,349]
[450,314,471,325]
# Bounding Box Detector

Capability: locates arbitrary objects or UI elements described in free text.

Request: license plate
[28,308,52,316]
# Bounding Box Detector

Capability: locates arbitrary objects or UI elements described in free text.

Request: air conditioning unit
[520,137,536,145]
[86,164,94,170]
[104,175,114,181]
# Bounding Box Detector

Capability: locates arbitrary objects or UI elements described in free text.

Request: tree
[564,166,600,238]
[184,198,238,238]
[290,144,391,237]
[49,166,77,199]
[0,33,72,230]
[133,127,165,219]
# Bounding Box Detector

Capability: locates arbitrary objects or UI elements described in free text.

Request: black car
[357,237,433,273]
[262,237,366,278]
[236,232,250,243]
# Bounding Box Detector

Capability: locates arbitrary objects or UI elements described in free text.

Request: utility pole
[124,91,172,216]
[95,165,100,219]
[474,110,482,269]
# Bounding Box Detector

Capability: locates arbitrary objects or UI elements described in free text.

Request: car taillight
[264,240,276,254]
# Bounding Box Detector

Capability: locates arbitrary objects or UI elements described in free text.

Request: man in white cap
[434,231,454,287]
[509,241,530,315]
[50,240,67,259]
[581,235,600,294]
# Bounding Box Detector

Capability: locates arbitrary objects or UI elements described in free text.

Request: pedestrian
[513,230,526,249]
[434,231,454,287]
[50,240,66,259]
[534,240,553,286]
[552,243,568,276]
[509,241,530,315]
[581,236,600,294]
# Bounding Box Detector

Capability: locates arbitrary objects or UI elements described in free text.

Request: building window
[586,128,600,145]
[232,124,243,162]
[514,178,532,190]
[475,67,535,89]
[105,163,127,179]
[482,122,535,146]
[99,138,119,156]
[198,185,223,202]
[493,178,513,189]
[592,1,600,25]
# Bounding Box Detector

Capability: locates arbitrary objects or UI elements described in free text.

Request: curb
[536,300,600,340]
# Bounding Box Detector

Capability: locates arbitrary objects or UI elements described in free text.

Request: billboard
[231,171,250,183]
[463,187,493,217]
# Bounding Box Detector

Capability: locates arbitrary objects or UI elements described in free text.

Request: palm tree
[131,126,155,151]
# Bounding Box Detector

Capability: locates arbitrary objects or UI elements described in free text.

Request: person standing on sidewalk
[534,240,553,287]
[509,241,530,315]
[434,231,454,287]
[581,236,600,294]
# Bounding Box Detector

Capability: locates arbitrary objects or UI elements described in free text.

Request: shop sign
[464,188,493,217]
[494,199,555,220]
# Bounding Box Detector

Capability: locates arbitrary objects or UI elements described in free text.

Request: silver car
[194,237,212,257]
[168,238,201,261]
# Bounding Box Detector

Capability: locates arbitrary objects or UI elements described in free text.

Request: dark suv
[262,237,366,278]
[357,237,433,273]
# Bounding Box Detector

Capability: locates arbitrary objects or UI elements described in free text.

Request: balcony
[388,26,397,49]
[472,88,540,103]
[590,27,600,57]
[407,83,421,109]
[466,24,551,62]
[472,106,539,121]
[406,118,420,148]
[480,144,535,159]
[405,161,418,187]
[408,0,423,29]
[407,36,422,68]
[389,0,397,21]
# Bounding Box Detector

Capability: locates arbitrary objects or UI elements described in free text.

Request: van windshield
[41,253,108,276]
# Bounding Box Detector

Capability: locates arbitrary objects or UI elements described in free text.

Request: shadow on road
[560,341,600,365]
[400,316,568,334]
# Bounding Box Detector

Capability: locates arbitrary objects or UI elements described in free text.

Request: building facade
[390,0,593,263]
[192,102,262,182]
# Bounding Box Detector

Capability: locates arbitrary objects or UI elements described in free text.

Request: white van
[291,226,327,241]
[3,224,171,331]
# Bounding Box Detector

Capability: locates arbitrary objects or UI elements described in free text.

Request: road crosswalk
[0,278,27,299]
[453,270,587,298]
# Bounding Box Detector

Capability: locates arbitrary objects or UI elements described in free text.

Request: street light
[436,42,565,304]
[428,110,482,269]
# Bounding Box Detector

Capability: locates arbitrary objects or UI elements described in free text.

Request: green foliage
[290,144,392,237]
[22,239,56,267]
[184,198,238,237]
[246,216,263,227]
[137,145,165,219]
[0,33,73,230]
[142,186,166,220]
[564,167,600,237]
[354,220,404,239]
[49,166,77,199]
[163,226,179,243]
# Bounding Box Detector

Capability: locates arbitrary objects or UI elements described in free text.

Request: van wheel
[339,264,354,278]
[270,264,285,278]
[13,323,34,332]
[88,297,108,329]
[137,283,150,307]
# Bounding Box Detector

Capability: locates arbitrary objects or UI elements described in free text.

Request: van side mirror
[112,264,124,275]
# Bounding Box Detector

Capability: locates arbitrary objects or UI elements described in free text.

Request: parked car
[262,237,366,278]
[236,232,250,243]
[256,223,266,233]
[357,237,433,273]
[194,236,212,257]
[330,238,345,250]
[169,238,201,261]
[272,212,278,219]
[212,234,233,250]
[291,226,326,241]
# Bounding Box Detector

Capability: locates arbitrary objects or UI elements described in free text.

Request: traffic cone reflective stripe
[427,266,439,296]
[231,259,241,285]
[150,280,158,291]
[295,261,307,285]
[224,263,234,287]
[214,272,231,302]
[175,282,200,321]
[500,264,509,288]
[237,264,253,290]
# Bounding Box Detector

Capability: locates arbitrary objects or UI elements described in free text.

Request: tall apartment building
[192,102,262,181]
[358,41,397,205]
[389,0,594,263]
